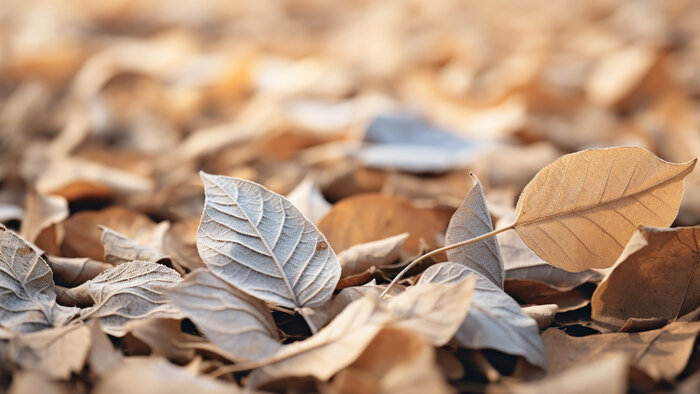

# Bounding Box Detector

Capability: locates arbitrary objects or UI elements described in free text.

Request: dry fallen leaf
[75,260,184,336]
[19,190,68,247]
[100,223,171,266]
[123,318,195,365]
[8,323,91,380]
[0,227,78,333]
[592,226,700,330]
[512,146,696,271]
[338,232,409,278]
[445,173,504,288]
[419,262,547,368]
[331,326,453,394]
[46,256,111,287]
[197,172,341,309]
[522,304,559,329]
[318,193,449,254]
[286,175,332,224]
[495,353,628,394]
[543,321,700,381]
[166,269,280,362]
[93,356,241,394]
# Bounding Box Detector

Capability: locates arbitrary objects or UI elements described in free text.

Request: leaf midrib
[514,165,692,228]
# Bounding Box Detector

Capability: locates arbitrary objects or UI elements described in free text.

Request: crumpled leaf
[100,222,171,266]
[166,269,280,362]
[123,319,195,365]
[543,321,700,381]
[446,174,504,288]
[522,304,558,329]
[338,232,408,278]
[9,323,91,380]
[419,262,547,368]
[45,256,111,287]
[383,275,475,346]
[331,327,453,394]
[247,295,384,388]
[197,172,340,309]
[512,146,696,271]
[77,260,184,336]
[0,227,78,333]
[286,175,331,224]
[246,276,473,387]
[93,357,241,394]
[592,226,700,330]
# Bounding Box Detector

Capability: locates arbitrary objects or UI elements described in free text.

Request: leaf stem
[380,223,514,297]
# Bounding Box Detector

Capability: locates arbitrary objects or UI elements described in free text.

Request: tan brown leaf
[93,357,241,394]
[505,280,591,313]
[338,232,408,277]
[61,206,159,261]
[522,304,558,329]
[446,174,504,287]
[512,146,696,272]
[19,191,68,248]
[163,219,206,272]
[8,370,74,394]
[331,327,453,394]
[46,256,111,287]
[592,226,700,330]
[542,321,700,381]
[494,353,628,394]
[88,320,122,376]
[318,194,450,254]
[123,318,197,364]
[9,323,91,380]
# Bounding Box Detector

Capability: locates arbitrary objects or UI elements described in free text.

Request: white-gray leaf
[419,262,547,368]
[197,172,341,309]
[79,261,183,336]
[166,269,280,362]
[0,227,78,333]
[445,174,504,288]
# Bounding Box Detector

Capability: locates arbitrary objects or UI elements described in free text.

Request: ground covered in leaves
[2,0,700,393]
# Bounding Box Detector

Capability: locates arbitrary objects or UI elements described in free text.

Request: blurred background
[2,0,700,237]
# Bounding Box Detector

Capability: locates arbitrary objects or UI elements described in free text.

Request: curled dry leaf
[93,357,241,394]
[318,194,449,254]
[166,269,280,362]
[338,232,409,277]
[331,327,452,394]
[511,146,696,272]
[330,282,404,320]
[197,172,340,309]
[123,318,195,364]
[383,275,475,346]
[0,227,78,333]
[543,321,700,381]
[246,295,384,388]
[163,219,206,272]
[419,262,547,368]
[89,320,122,376]
[45,256,111,287]
[61,206,159,261]
[446,173,504,288]
[522,304,558,329]
[100,223,171,266]
[77,260,184,336]
[592,226,700,330]
[9,323,91,380]
[286,175,331,224]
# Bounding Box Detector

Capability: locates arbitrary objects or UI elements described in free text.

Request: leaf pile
[3,1,700,393]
